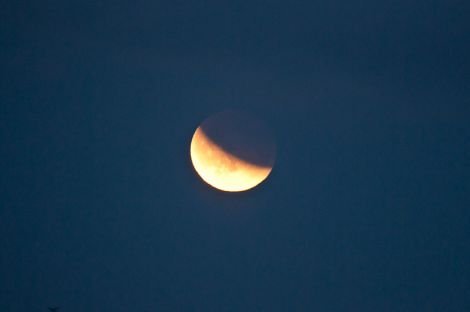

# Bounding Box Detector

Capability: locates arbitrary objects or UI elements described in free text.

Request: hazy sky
[1,0,469,311]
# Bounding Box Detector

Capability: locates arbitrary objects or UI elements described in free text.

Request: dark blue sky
[1,0,469,311]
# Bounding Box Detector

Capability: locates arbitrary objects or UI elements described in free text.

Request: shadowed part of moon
[199,110,276,168]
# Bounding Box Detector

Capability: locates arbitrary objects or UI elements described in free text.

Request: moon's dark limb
[199,110,276,168]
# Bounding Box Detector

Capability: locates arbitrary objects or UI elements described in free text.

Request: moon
[190,110,276,192]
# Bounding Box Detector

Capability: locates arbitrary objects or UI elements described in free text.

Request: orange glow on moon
[190,127,274,192]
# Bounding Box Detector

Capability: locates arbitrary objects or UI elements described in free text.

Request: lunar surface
[190,110,276,192]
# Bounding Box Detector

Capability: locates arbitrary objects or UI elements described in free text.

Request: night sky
[1,0,470,311]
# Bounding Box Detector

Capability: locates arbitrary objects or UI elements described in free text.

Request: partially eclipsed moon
[190,110,276,192]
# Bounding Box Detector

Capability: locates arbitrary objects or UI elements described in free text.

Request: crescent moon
[190,111,276,192]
